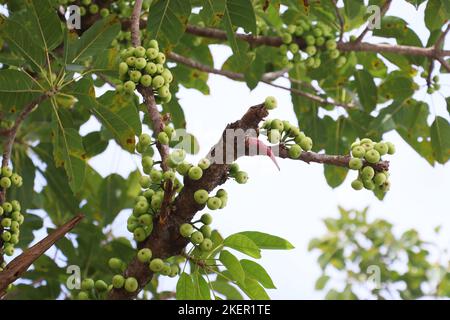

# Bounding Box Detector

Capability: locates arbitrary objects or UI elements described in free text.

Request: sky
[3,1,450,299]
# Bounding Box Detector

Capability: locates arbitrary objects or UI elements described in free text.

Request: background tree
[0,0,448,299]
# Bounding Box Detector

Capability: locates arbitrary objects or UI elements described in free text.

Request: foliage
[310,208,450,299]
[0,0,448,300]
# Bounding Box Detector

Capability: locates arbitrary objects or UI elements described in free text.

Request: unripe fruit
[4,245,14,256]
[351,180,363,190]
[139,176,151,189]
[361,166,375,180]
[124,80,136,93]
[146,48,158,60]
[200,238,213,252]
[194,189,209,205]
[11,200,20,211]
[160,264,171,276]
[119,62,128,76]
[264,96,277,110]
[145,62,157,75]
[200,225,212,238]
[11,174,22,187]
[270,119,284,131]
[0,177,11,188]
[135,57,147,70]
[348,158,363,170]
[124,277,139,292]
[198,158,211,170]
[305,35,315,45]
[150,169,162,182]
[77,291,89,300]
[374,142,388,155]
[151,196,162,210]
[129,70,142,83]
[351,146,365,158]
[10,234,19,245]
[336,56,347,67]
[152,75,165,89]
[108,258,123,271]
[100,8,109,17]
[81,278,95,291]
[112,275,125,288]
[363,179,375,190]
[235,171,248,184]
[1,167,12,177]
[329,49,340,59]
[142,156,154,169]
[2,202,12,213]
[163,170,175,181]
[229,163,239,175]
[157,132,169,145]
[156,64,164,74]
[201,213,213,225]
[158,86,170,98]
[140,74,152,87]
[134,46,146,58]
[126,56,136,67]
[268,129,281,144]
[10,221,19,233]
[373,172,387,186]
[0,207,3,216]
[191,231,204,244]
[139,133,152,147]
[1,231,11,242]
[156,52,166,64]
[170,265,179,277]
[177,161,192,176]
[150,258,164,272]
[281,33,292,44]
[306,46,317,56]
[161,69,173,84]
[1,218,12,228]
[299,137,313,151]
[134,227,147,242]
[207,197,222,210]
[365,149,381,163]
[139,214,152,226]
[386,142,396,155]
[179,223,193,238]
[325,39,337,50]
[188,166,203,180]
[288,144,302,159]
[95,280,108,292]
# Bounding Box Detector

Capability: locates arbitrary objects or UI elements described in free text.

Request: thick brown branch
[0,214,84,297]
[108,103,390,299]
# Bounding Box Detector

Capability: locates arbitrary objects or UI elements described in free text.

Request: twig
[0,214,84,296]
[130,0,143,47]
[331,0,345,41]
[437,57,450,73]
[168,52,353,109]
[0,94,49,204]
[354,0,392,43]
[435,23,450,50]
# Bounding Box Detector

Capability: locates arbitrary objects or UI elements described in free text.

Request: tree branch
[331,0,345,41]
[185,24,450,58]
[107,103,389,299]
[130,0,143,47]
[354,0,392,43]
[0,94,49,204]
[168,52,353,109]
[0,214,84,297]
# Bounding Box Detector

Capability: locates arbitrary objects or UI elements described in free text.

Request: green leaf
[315,275,330,290]
[200,0,226,26]
[225,0,257,34]
[424,0,448,32]
[51,106,87,193]
[240,278,270,300]
[344,0,364,19]
[219,250,245,284]
[67,15,120,63]
[147,0,192,48]
[237,231,294,250]
[26,0,64,51]
[430,116,450,164]
[99,174,128,225]
[82,131,108,158]
[176,272,196,299]
[211,281,243,300]
[192,271,211,300]
[0,69,41,116]
[223,234,261,259]
[240,259,276,289]
[324,165,349,189]
[354,70,377,112]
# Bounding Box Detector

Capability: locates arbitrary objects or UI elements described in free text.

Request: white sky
[3,1,449,299]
